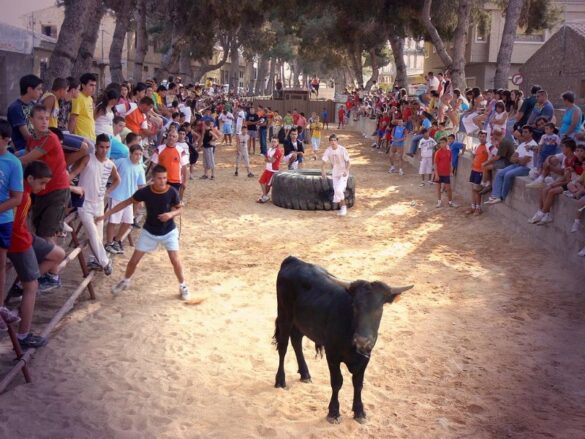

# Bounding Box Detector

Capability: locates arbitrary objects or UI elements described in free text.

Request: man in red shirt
[151,130,189,198]
[433,137,457,208]
[257,137,283,203]
[8,161,65,348]
[338,106,346,129]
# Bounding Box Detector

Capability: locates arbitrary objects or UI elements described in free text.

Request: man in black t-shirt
[283,128,305,169]
[246,106,259,155]
[97,164,191,300]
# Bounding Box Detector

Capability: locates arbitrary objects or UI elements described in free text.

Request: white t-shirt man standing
[321,134,351,216]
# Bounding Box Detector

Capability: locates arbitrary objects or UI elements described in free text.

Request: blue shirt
[107,135,130,160]
[0,151,24,224]
[422,118,432,130]
[110,157,146,201]
[449,142,465,169]
[6,99,34,150]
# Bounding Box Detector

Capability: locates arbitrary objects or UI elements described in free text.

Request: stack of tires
[271,169,355,211]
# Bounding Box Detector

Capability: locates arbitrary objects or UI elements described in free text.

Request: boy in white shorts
[97,164,190,300]
[418,129,436,186]
[321,134,351,216]
[235,125,254,177]
[105,144,146,254]
[310,115,323,160]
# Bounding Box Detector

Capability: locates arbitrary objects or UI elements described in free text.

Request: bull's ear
[384,284,413,303]
[347,280,368,297]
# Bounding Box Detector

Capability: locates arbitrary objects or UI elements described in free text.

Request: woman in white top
[94,89,119,137]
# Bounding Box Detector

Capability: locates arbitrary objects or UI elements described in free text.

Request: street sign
[512,73,523,86]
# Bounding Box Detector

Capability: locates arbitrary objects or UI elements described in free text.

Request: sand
[0,130,584,439]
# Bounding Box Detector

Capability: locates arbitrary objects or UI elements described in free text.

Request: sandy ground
[1,129,584,439]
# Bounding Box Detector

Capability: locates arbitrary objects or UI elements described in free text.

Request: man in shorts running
[98,165,190,300]
[321,134,351,216]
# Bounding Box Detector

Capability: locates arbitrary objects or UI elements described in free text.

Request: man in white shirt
[418,130,437,186]
[69,134,120,274]
[427,72,440,92]
[486,125,536,204]
[321,134,351,216]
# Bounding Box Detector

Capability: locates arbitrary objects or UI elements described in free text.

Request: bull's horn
[392,285,414,294]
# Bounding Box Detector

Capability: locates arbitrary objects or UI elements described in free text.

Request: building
[423,0,585,89]
[0,22,55,115]
[520,23,585,106]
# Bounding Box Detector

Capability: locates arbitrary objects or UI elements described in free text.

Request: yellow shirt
[41,92,60,128]
[310,122,323,139]
[71,93,96,140]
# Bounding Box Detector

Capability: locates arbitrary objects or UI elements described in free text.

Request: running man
[321,134,351,216]
[97,165,190,300]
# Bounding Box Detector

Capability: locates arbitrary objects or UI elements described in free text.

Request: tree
[389,34,407,88]
[72,1,107,78]
[132,0,148,81]
[46,0,95,85]
[421,0,473,89]
[109,0,135,83]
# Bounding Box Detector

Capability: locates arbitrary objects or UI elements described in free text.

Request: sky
[0,0,56,27]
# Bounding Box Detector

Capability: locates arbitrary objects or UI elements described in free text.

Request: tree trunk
[109,0,134,84]
[46,0,94,85]
[72,1,106,79]
[389,35,408,88]
[132,0,148,82]
[191,34,232,83]
[254,55,268,95]
[228,39,240,93]
[178,48,193,84]
[266,57,276,95]
[494,0,523,88]
[364,48,380,91]
[348,45,364,88]
[421,0,470,89]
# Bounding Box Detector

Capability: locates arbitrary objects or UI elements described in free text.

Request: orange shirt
[472,143,489,172]
[152,145,189,183]
[125,107,146,135]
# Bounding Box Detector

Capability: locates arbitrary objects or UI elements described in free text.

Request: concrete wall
[344,116,585,267]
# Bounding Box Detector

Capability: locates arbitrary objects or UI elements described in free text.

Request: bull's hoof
[354,414,367,424]
[327,414,342,424]
[300,377,312,383]
[274,381,287,389]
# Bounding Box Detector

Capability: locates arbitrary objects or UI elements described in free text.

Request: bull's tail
[272,318,279,349]
[315,344,324,359]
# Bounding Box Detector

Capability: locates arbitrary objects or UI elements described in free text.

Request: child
[257,138,283,203]
[235,125,254,177]
[527,122,561,187]
[434,137,456,208]
[465,130,489,216]
[448,134,466,176]
[283,111,294,137]
[310,115,323,161]
[389,119,407,174]
[418,128,436,185]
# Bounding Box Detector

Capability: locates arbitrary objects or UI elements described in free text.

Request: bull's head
[349,281,413,358]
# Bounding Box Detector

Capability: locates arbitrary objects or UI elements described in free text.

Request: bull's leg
[274,317,292,388]
[326,355,343,424]
[290,326,311,383]
[351,370,367,423]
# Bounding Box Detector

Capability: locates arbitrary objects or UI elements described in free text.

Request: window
[475,25,488,43]
[239,70,243,79]
[143,65,148,72]
[41,25,57,38]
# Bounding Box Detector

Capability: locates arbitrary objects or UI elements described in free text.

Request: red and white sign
[512,73,523,86]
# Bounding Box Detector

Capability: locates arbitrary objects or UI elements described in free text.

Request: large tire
[272,169,355,211]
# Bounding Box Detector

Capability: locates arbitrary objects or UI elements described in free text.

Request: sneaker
[18,333,48,349]
[247,172,254,177]
[484,197,502,205]
[200,175,208,179]
[419,182,425,187]
[537,213,553,225]
[62,222,73,233]
[234,169,239,176]
[578,247,585,257]
[436,200,442,208]
[399,169,404,176]
[528,211,545,224]
[448,201,459,208]
[337,205,347,216]
[115,240,124,253]
[571,221,580,233]
[389,166,396,174]
[179,284,190,301]
[112,279,130,295]
[0,306,20,324]
[38,275,61,293]
[87,260,103,271]
[105,242,122,255]
[104,261,113,276]
[563,190,575,199]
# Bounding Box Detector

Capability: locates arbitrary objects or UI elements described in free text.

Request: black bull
[273,256,413,424]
